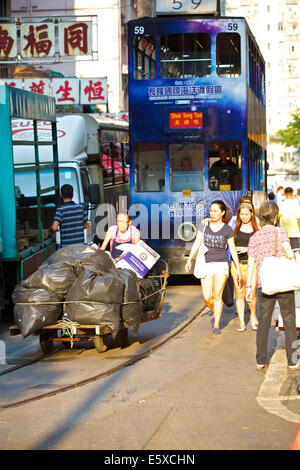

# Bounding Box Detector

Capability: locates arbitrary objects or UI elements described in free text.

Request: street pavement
[0,286,299,451]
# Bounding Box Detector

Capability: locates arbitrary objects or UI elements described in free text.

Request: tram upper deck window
[169,143,204,192]
[216,33,241,77]
[133,35,156,80]
[160,33,211,78]
[208,142,242,191]
[134,142,165,192]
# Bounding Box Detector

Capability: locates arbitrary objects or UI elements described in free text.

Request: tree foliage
[275,111,300,149]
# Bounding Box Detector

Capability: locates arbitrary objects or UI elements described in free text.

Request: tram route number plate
[156,0,219,16]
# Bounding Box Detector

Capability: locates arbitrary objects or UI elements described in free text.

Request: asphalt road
[0,285,299,451]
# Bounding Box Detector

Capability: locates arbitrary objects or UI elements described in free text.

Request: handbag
[194,227,209,279]
[260,228,300,295]
[222,273,234,307]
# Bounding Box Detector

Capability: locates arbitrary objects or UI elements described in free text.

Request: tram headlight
[177,222,197,242]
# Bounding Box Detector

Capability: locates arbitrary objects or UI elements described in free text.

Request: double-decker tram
[127,5,266,273]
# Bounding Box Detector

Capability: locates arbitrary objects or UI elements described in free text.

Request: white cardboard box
[114,240,160,278]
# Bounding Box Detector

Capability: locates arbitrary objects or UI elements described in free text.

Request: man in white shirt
[278,187,300,249]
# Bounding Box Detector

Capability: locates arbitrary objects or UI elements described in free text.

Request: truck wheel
[94,334,108,353]
[39,334,53,354]
[115,328,129,348]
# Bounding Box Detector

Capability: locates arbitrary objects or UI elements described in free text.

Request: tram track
[0,303,207,411]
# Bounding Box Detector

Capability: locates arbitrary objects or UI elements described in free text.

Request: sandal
[256,363,268,370]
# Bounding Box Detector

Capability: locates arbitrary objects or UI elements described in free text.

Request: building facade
[225,0,300,192]
[3,0,138,114]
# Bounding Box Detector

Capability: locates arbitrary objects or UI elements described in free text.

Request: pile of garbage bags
[12,244,162,338]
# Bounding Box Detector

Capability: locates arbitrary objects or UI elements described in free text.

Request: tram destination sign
[155,0,219,16]
[169,111,203,129]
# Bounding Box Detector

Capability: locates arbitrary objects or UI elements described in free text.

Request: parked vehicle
[13,113,129,246]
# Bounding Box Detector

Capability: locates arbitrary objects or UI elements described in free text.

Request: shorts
[202,262,229,278]
[231,261,257,281]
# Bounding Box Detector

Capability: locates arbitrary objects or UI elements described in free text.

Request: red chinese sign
[0,24,17,58]
[169,111,203,129]
[60,21,92,57]
[80,78,107,104]
[21,23,55,57]
[52,79,79,104]
[0,19,93,61]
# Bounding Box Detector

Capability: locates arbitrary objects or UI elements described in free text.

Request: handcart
[10,260,169,354]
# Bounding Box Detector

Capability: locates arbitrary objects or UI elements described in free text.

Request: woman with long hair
[246,201,299,370]
[185,200,242,334]
[232,202,259,332]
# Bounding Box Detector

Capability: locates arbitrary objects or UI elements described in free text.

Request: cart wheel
[115,328,129,348]
[94,334,108,353]
[39,334,53,354]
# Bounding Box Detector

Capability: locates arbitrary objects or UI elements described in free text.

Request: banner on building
[0,17,97,63]
[2,77,108,105]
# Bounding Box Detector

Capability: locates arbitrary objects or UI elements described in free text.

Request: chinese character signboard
[21,23,55,57]
[1,77,108,105]
[0,24,17,58]
[59,22,92,56]
[24,78,51,95]
[52,78,80,104]
[2,78,23,88]
[80,78,107,104]
[0,17,96,63]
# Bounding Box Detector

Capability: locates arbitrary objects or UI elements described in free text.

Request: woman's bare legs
[212,273,228,329]
[201,275,215,316]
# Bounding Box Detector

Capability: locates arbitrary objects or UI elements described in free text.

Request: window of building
[169,142,204,192]
[216,33,241,77]
[208,141,242,191]
[134,142,165,192]
[160,33,211,78]
[133,35,156,80]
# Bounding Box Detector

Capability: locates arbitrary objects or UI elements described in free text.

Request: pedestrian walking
[185,200,242,335]
[231,202,259,332]
[278,187,300,250]
[100,212,140,259]
[246,201,299,370]
[51,184,88,247]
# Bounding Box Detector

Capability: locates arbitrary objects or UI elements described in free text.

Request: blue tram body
[127,16,266,273]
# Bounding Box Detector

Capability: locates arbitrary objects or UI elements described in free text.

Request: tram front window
[134,142,165,192]
[208,141,242,191]
[170,143,204,192]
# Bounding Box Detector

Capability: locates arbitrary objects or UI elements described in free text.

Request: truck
[1,84,129,319]
[0,85,60,318]
[12,113,129,246]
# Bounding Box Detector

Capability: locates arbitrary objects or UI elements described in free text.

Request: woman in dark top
[185,200,242,334]
[231,202,259,332]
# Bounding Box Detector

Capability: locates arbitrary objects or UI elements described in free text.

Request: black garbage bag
[138,278,161,312]
[65,269,123,338]
[44,244,115,275]
[12,285,62,338]
[115,268,143,335]
[22,262,77,298]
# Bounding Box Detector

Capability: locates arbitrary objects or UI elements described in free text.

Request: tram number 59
[172,0,202,9]
[228,23,239,31]
[134,26,144,34]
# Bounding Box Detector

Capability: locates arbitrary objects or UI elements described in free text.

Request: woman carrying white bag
[185,200,242,335]
[246,201,299,370]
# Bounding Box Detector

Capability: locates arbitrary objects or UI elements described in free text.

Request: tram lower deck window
[208,141,242,191]
[134,142,165,192]
[169,142,204,192]
[160,33,211,78]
